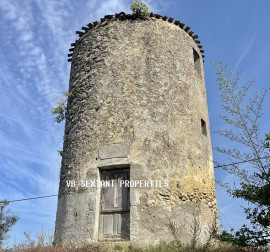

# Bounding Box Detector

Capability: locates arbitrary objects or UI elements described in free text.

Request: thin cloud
[235,28,258,70]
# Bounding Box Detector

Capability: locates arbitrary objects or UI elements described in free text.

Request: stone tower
[55,12,218,246]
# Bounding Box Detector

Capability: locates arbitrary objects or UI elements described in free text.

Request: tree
[0,200,18,248]
[130,0,149,18]
[214,62,270,246]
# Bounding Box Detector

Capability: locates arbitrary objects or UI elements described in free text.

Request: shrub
[130,0,149,18]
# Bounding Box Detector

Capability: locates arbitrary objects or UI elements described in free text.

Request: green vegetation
[130,0,149,18]
[214,62,270,247]
[1,218,260,251]
[51,91,72,123]
[0,240,257,252]
[0,200,18,249]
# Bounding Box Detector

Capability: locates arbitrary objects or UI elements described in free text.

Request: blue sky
[0,0,269,247]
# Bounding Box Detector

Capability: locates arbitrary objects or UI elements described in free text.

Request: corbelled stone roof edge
[67,12,205,62]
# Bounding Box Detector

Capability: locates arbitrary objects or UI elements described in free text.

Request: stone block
[98,143,130,160]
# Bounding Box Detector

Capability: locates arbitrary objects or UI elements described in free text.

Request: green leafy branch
[51,91,72,123]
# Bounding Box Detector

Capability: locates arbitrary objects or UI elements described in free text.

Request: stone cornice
[67,12,205,62]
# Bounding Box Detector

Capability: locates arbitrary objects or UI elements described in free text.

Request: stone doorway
[99,168,130,240]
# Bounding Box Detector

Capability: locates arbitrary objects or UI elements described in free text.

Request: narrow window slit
[201,119,207,136]
[193,48,201,77]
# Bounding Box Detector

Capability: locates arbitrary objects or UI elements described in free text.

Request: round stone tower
[55,12,218,246]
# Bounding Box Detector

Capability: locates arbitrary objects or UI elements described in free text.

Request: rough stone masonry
[55,12,219,246]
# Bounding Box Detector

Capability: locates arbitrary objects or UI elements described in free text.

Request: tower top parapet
[67,12,205,62]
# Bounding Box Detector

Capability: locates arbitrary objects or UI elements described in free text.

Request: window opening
[193,48,201,77]
[201,119,207,136]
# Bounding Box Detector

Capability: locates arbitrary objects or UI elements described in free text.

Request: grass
[0,243,264,252]
[0,222,266,252]
[1,236,264,252]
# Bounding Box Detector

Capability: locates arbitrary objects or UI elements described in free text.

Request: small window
[193,49,201,77]
[201,119,207,136]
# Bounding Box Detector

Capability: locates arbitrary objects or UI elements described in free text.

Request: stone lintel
[97,158,130,169]
[98,143,130,160]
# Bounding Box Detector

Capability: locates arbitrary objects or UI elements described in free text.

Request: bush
[130,0,149,17]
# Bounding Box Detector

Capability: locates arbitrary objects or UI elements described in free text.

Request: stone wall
[55,13,218,247]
